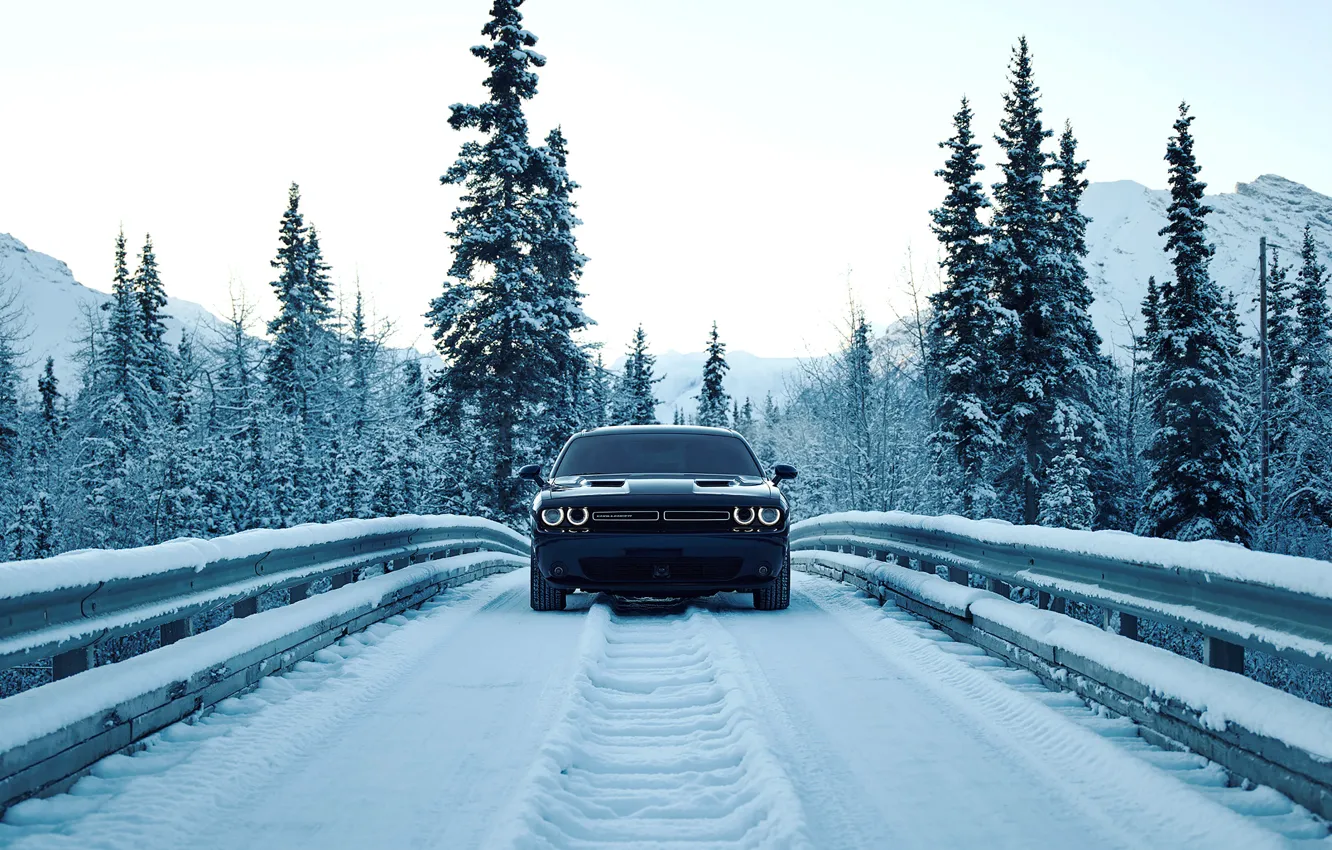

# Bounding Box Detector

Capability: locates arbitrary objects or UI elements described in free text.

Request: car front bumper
[533,531,788,596]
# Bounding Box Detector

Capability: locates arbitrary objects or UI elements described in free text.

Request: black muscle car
[518,425,797,611]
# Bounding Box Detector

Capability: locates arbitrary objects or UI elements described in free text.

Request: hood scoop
[588,479,627,488]
[693,479,736,487]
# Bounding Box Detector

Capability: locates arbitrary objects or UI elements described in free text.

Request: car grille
[580,557,743,582]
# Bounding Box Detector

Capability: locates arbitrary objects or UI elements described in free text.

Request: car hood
[541,475,779,503]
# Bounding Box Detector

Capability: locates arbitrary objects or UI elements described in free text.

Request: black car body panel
[527,426,791,597]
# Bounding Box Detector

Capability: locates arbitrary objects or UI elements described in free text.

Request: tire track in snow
[0,570,527,850]
[798,574,1294,850]
[489,600,810,849]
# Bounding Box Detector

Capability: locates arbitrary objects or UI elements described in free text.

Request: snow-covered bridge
[0,515,1330,848]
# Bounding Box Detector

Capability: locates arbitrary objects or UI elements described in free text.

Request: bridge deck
[0,571,1324,849]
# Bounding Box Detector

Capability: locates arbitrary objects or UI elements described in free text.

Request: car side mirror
[517,463,547,488]
[772,463,797,484]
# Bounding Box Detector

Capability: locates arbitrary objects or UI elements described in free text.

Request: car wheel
[530,550,567,611]
[753,549,790,611]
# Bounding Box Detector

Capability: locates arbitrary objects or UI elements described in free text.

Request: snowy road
[1,570,1326,849]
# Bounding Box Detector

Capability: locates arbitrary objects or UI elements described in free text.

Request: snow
[1083,174,1332,356]
[0,551,524,755]
[0,514,526,599]
[2,572,1322,848]
[0,233,223,384]
[794,510,1332,600]
[968,596,1332,763]
[791,549,991,616]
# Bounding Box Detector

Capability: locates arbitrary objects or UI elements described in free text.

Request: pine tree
[7,491,58,560]
[990,37,1057,523]
[1139,104,1254,545]
[1258,245,1297,464]
[134,234,171,398]
[1038,420,1095,530]
[843,306,878,508]
[695,322,731,427]
[531,126,593,429]
[0,321,18,480]
[1046,122,1116,526]
[266,184,315,418]
[927,96,1003,517]
[1286,225,1332,526]
[38,357,60,442]
[150,338,203,542]
[427,0,590,519]
[735,398,755,439]
[104,228,152,431]
[613,325,662,425]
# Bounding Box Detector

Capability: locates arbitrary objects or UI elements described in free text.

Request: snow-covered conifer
[695,322,730,427]
[613,325,662,425]
[427,0,590,518]
[926,96,1003,517]
[1139,104,1254,544]
[1038,420,1095,530]
[134,235,171,397]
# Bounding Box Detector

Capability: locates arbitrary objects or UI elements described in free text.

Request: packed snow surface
[4,570,1324,848]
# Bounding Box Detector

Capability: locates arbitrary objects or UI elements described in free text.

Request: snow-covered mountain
[0,233,223,385]
[1084,174,1332,357]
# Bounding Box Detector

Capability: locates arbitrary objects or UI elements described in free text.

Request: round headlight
[733,506,756,525]
[567,506,589,526]
[540,507,565,527]
[758,507,782,526]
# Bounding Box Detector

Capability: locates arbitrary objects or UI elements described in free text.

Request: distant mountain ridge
[0,233,222,384]
[1083,174,1332,357]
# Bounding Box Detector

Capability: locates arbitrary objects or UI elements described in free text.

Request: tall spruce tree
[614,325,662,425]
[1037,420,1095,530]
[1139,104,1253,544]
[695,322,730,427]
[134,234,171,397]
[266,184,316,419]
[1287,225,1332,525]
[990,37,1056,523]
[1046,122,1116,526]
[428,0,590,519]
[927,96,1003,517]
[1258,246,1296,466]
[38,357,61,442]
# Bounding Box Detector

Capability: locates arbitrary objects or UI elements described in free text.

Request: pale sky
[2,1,1329,358]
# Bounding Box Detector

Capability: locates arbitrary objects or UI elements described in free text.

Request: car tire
[530,551,567,611]
[753,549,790,611]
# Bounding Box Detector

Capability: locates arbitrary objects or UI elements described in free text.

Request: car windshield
[554,433,763,477]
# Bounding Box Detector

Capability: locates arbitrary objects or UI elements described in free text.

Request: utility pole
[1259,236,1269,522]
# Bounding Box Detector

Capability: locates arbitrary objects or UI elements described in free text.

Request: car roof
[572,425,741,438]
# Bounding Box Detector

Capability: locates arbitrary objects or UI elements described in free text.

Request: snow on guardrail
[0,515,526,598]
[793,511,1332,600]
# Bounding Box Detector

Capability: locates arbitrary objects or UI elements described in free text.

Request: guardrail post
[53,646,95,679]
[894,555,910,569]
[160,618,193,646]
[331,571,354,589]
[1118,613,1140,641]
[233,596,258,619]
[986,578,1011,598]
[1204,637,1244,673]
[949,567,969,586]
[288,582,310,603]
[873,550,888,561]
[1050,596,1067,614]
[1037,591,1052,610]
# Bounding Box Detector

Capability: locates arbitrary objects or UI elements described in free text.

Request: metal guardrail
[790,512,1332,677]
[0,517,530,679]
